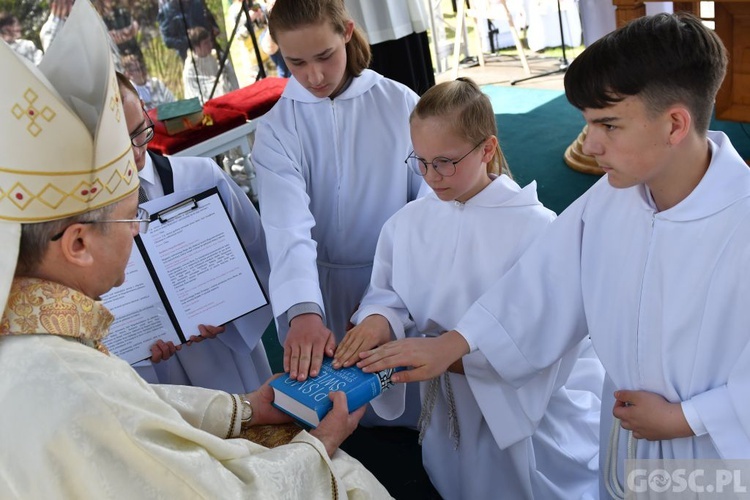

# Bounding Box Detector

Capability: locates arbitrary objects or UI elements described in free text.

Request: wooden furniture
[612,1,750,123]
[714,2,750,122]
[564,126,603,175]
[612,0,699,27]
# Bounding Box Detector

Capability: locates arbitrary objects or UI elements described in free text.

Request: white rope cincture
[604,417,637,500]
[417,377,439,446]
[417,373,460,449]
[443,373,461,449]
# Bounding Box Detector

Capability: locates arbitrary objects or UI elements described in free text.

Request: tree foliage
[3,0,235,101]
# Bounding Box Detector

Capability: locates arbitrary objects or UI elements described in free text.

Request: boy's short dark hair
[564,13,727,134]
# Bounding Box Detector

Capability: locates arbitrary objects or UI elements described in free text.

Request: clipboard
[102,187,268,364]
[155,197,197,223]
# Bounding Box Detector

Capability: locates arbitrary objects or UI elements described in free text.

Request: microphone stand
[510,0,569,85]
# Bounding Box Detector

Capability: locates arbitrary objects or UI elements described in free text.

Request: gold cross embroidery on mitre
[11,89,56,138]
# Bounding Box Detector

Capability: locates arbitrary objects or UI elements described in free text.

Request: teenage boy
[358,12,750,496]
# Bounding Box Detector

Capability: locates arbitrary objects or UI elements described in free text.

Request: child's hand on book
[358,330,470,383]
[309,391,367,458]
[333,315,391,369]
[285,314,336,381]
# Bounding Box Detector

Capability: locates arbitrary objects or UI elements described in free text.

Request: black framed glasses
[405,139,487,177]
[50,207,151,241]
[130,111,154,148]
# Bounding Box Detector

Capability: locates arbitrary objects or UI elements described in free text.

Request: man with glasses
[117,72,275,395]
[0,2,390,497]
[49,206,151,241]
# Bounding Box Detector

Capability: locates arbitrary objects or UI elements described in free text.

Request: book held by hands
[270,357,402,428]
[101,187,268,364]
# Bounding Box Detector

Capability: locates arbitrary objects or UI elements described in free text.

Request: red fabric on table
[206,77,287,120]
[146,104,247,156]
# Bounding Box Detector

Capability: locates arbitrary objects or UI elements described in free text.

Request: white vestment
[9,39,43,65]
[252,69,423,342]
[0,335,390,499]
[344,0,429,44]
[455,132,750,495]
[134,154,273,394]
[353,176,602,499]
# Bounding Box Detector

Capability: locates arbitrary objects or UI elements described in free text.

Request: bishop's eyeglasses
[50,207,151,241]
[404,139,486,177]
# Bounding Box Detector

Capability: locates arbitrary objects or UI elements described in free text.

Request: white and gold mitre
[0,0,138,223]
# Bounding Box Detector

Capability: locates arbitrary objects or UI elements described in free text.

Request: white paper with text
[102,188,267,364]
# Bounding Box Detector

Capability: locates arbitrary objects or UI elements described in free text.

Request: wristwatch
[240,397,254,428]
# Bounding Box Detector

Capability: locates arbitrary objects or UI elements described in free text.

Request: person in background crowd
[158,0,221,59]
[256,0,290,78]
[0,12,42,64]
[345,0,435,95]
[39,0,73,52]
[121,53,176,110]
[183,25,238,103]
[94,0,143,60]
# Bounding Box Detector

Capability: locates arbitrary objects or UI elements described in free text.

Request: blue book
[270,357,401,428]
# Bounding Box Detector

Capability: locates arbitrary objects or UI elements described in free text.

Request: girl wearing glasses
[334,78,603,499]
[251,0,423,421]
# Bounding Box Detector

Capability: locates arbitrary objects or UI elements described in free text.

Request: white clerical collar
[138,153,164,199]
[140,153,157,185]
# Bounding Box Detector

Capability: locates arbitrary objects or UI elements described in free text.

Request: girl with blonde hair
[336,78,603,499]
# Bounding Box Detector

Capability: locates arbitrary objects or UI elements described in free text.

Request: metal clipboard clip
[156,198,198,224]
